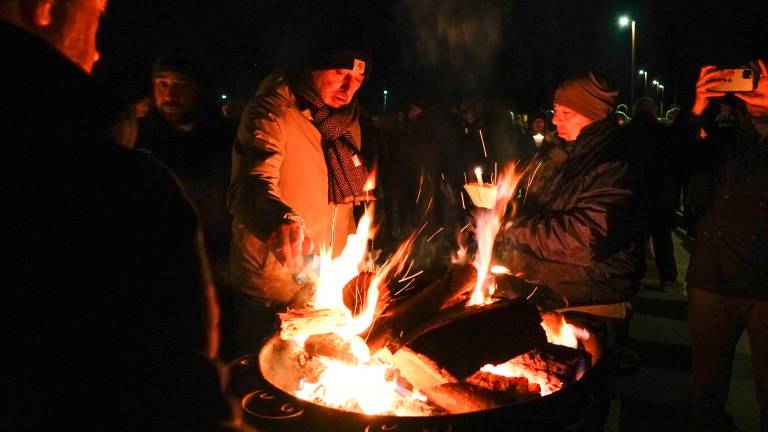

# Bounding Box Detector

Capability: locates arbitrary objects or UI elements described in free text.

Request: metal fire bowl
[226,331,605,432]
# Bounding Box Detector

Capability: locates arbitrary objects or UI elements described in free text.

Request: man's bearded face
[153,71,200,125]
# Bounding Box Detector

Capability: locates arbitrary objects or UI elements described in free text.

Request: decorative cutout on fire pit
[241,389,305,419]
[363,422,453,432]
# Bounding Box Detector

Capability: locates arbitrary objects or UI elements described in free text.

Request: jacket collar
[568,115,620,159]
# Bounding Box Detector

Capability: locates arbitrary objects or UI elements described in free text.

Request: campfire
[242,163,600,419]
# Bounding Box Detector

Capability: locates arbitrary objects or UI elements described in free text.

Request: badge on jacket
[354,59,366,75]
[352,154,362,167]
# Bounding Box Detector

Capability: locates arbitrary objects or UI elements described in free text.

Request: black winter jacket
[2,20,240,430]
[685,109,768,301]
[507,116,647,307]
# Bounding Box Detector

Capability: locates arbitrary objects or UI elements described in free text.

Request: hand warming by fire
[263,162,598,417]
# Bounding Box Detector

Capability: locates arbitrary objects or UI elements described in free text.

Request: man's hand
[735,59,768,117]
[268,222,312,273]
[692,65,727,117]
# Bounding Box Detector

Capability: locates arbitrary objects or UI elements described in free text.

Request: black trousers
[649,208,678,282]
[688,287,768,431]
[232,290,285,358]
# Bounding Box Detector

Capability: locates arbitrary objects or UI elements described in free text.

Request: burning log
[476,343,592,396]
[304,333,359,364]
[375,346,507,415]
[422,383,502,414]
[375,346,456,390]
[342,271,378,317]
[466,371,542,400]
[366,264,477,352]
[399,300,547,380]
[279,308,351,339]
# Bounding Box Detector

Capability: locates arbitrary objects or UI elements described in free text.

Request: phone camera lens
[743,69,753,79]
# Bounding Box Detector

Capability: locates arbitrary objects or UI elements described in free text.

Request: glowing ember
[295,347,398,414]
[475,313,591,397]
[480,359,560,396]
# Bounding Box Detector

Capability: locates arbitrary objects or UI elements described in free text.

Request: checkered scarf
[288,69,370,204]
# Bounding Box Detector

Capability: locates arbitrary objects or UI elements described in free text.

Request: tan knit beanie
[553,72,619,121]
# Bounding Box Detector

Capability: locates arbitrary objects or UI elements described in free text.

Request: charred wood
[401,299,546,379]
[365,264,477,352]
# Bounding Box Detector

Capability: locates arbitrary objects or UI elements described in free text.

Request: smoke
[400,0,506,97]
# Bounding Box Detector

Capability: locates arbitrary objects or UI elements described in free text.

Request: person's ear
[31,0,54,27]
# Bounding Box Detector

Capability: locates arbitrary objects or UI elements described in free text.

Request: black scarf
[287,69,370,204]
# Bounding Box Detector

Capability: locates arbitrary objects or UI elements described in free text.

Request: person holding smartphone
[684,60,768,431]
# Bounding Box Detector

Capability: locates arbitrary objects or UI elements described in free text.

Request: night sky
[94,0,767,114]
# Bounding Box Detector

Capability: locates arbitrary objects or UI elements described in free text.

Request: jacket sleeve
[508,160,641,266]
[228,95,293,240]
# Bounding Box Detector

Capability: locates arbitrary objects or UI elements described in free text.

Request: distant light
[221,94,228,100]
[638,69,645,75]
[618,16,631,27]
[652,80,659,85]
[383,90,388,95]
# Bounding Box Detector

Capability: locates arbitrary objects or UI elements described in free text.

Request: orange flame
[469,163,523,305]
[364,164,377,192]
[306,206,382,338]
[540,312,590,349]
[283,205,427,415]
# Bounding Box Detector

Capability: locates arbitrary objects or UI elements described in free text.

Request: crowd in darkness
[5,0,767,431]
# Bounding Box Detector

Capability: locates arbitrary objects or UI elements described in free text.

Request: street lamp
[638,69,648,96]
[619,16,636,105]
[618,16,630,27]
[651,80,663,116]
[659,84,665,117]
[382,89,388,115]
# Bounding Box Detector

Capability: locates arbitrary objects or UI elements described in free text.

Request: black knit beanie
[151,50,211,87]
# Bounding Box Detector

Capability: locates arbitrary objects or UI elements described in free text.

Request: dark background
[94,0,768,115]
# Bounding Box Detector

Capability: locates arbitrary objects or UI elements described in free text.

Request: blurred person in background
[135,50,238,359]
[616,110,630,126]
[517,109,556,163]
[625,97,681,291]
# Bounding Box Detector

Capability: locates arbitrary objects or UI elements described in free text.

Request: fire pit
[226,302,605,432]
